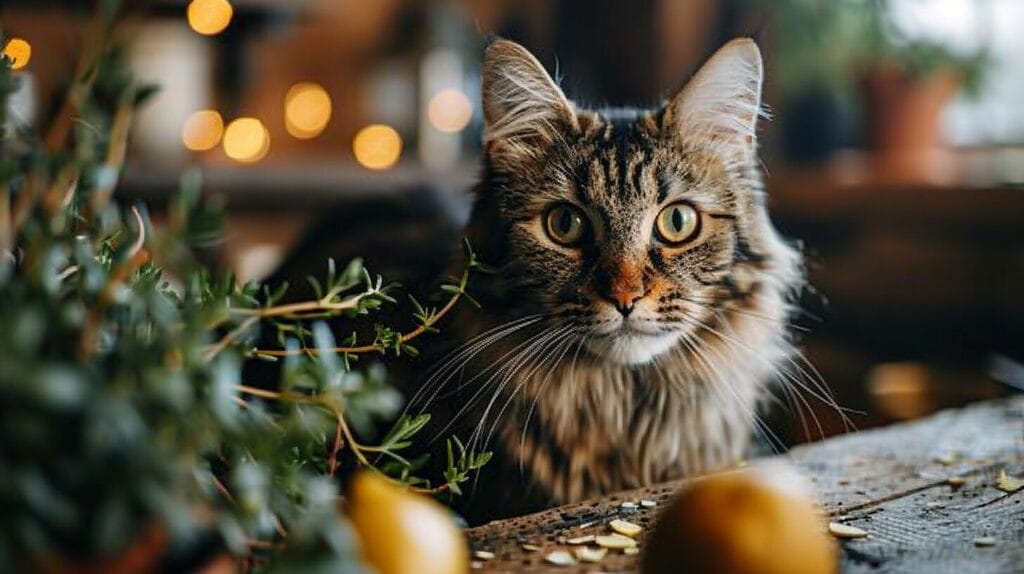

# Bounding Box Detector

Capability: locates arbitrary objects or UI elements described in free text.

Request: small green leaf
[133,84,160,107]
[446,438,455,470]
[461,292,481,309]
[266,281,289,305]
[306,276,324,300]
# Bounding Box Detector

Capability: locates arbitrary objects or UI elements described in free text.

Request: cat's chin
[585,331,681,366]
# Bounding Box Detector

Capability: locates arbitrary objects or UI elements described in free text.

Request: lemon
[642,463,836,574]
[345,472,469,574]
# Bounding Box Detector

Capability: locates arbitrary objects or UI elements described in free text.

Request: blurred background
[3,0,1023,445]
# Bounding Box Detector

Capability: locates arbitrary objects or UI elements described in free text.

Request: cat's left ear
[481,39,578,164]
[665,38,764,163]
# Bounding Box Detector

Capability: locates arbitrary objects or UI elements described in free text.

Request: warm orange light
[2,38,31,70]
[182,110,224,151]
[353,124,402,170]
[223,117,270,163]
[285,82,332,139]
[427,89,473,133]
[187,0,233,36]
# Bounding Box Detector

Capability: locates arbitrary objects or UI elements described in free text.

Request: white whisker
[407,314,542,413]
[428,325,555,443]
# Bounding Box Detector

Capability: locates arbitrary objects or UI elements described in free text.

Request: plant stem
[89,99,134,214]
[44,7,108,152]
[78,249,149,358]
[211,474,235,504]
[233,384,450,494]
[0,185,10,255]
[328,417,344,476]
[254,269,469,358]
[232,293,368,319]
[234,385,288,401]
[205,315,260,361]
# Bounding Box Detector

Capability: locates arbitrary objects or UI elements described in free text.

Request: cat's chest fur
[482,311,788,506]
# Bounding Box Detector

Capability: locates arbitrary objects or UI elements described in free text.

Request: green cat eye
[655,202,700,245]
[545,204,587,246]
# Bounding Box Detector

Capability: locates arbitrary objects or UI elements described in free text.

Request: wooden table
[466,396,1024,573]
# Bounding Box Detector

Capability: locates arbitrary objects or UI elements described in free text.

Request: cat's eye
[544,204,587,246]
[655,202,700,245]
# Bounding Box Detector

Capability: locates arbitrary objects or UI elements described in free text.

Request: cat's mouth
[588,318,664,338]
[584,324,681,365]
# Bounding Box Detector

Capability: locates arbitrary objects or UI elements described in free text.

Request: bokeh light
[2,38,32,70]
[285,82,332,139]
[353,124,402,170]
[223,117,270,163]
[182,110,224,151]
[187,0,233,36]
[427,88,473,133]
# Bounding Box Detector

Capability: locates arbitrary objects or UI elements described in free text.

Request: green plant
[0,6,487,572]
[752,0,990,97]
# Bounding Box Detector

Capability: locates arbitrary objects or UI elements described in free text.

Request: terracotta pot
[859,66,960,182]
[861,65,959,151]
[40,524,236,574]
[40,525,167,574]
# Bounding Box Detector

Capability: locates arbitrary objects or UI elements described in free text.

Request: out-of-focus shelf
[119,161,480,210]
[765,151,1024,367]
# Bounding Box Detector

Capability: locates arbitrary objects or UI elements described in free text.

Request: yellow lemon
[346,472,469,574]
[642,464,837,574]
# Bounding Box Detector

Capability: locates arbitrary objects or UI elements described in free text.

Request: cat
[417,37,807,523]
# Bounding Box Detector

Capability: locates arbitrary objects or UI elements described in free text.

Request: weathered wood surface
[466,396,1024,573]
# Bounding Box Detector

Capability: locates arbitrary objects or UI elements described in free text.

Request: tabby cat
[419,38,805,523]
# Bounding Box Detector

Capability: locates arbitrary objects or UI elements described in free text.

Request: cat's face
[474,39,794,366]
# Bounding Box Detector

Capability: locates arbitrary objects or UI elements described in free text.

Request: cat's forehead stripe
[573,113,661,203]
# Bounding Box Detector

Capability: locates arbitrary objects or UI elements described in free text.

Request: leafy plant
[0,6,487,572]
[751,0,990,97]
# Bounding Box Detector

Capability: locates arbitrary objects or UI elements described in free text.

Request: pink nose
[608,289,643,316]
[597,261,645,316]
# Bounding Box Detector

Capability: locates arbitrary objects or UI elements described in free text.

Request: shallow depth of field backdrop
[5,0,1023,444]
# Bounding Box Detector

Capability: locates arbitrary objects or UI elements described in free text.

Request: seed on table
[947,476,966,487]
[828,522,868,539]
[545,551,577,566]
[995,470,1023,493]
[640,499,657,508]
[596,533,638,549]
[974,536,997,547]
[624,547,640,555]
[620,501,638,509]
[609,518,643,538]
[567,535,595,545]
[473,550,495,560]
[574,546,608,563]
[521,543,541,552]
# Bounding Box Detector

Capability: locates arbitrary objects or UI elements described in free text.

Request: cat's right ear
[482,39,577,163]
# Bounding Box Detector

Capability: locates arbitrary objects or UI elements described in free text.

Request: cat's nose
[596,261,645,316]
[610,293,642,316]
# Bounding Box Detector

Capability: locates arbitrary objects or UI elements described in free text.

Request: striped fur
[442,39,804,519]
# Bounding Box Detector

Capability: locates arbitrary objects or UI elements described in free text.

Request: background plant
[751,0,990,98]
[0,4,487,572]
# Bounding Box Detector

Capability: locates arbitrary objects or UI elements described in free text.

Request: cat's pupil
[671,207,683,231]
[559,209,573,234]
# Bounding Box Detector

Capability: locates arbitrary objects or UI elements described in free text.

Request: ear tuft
[482,40,576,158]
[666,38,764,158]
